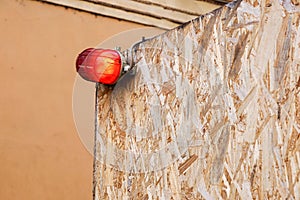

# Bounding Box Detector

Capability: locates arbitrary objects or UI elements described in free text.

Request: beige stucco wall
[0,0,148,199]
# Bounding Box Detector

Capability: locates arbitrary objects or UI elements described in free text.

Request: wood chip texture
[94,0,300,199]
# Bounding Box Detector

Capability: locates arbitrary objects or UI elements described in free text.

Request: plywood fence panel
[94,0,300,199]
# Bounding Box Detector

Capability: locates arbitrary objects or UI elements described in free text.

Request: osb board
[94,0,300,199]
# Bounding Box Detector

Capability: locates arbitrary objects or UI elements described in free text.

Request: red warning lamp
[76,48,124,85]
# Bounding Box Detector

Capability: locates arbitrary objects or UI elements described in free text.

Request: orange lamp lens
[76,48,122,85]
